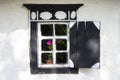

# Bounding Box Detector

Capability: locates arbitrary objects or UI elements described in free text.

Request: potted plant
[46,53,53,64]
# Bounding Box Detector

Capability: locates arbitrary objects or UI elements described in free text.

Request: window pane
[56,39,67,50]
[42,39,53,51]
[42,53,53,64]
[56,52,67,64]
[55,24,67,36]
[41,24,53,36]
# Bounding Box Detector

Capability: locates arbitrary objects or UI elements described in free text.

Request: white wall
[0,0,120,80]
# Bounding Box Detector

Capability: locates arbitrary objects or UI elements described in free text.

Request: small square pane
[56,52,67,64]
[55,24,67,36]
[56,39,67,50]
[41,24,53,36]
[42,39,52,51]
[42,53,53,64]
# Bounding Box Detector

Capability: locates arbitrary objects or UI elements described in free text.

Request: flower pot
[46,60,52,64]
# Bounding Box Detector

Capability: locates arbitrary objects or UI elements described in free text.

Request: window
[23,4,101,74]
[38,22,70,68]
[23,4,84,74]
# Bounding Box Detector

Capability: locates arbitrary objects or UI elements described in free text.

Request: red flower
[47,40,52,45]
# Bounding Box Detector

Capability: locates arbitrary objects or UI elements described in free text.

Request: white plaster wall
[0,0,120,80]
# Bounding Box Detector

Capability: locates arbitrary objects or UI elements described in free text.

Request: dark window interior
[56,39,67,50]
[56,52,67,64]
[55,24,67,36]
[41,24,53,36]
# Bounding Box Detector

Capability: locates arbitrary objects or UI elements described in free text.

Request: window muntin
[38,22,70,68]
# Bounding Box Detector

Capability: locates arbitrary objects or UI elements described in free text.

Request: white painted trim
[69,59,74,68]
[55,11,67,20]
[30,20,77,22]
[93,21,100,30]
[40,11,52,20]
[39,64,69,68]
[31,11,37,20]
[36,10,38,20]
[28,10,31,65]
[68,11,70,20]
[71,11,76,19]
[53,23,56,64]
[69,22,76,28]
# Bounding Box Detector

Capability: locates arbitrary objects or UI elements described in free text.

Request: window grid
[38,22,69,68]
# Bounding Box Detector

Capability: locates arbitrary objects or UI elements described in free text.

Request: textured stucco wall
[0,0,120,80]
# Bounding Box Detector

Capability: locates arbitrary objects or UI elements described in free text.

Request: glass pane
[42,39,53,51]
[56,52,67,64]
[55,24,67,36]
[41,24,53,36]
[56,39,67,50]
[42,53,53,64]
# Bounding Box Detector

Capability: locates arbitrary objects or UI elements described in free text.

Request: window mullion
[67,23,70,65]
[38,23,42,66]
[53,23,56,64]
